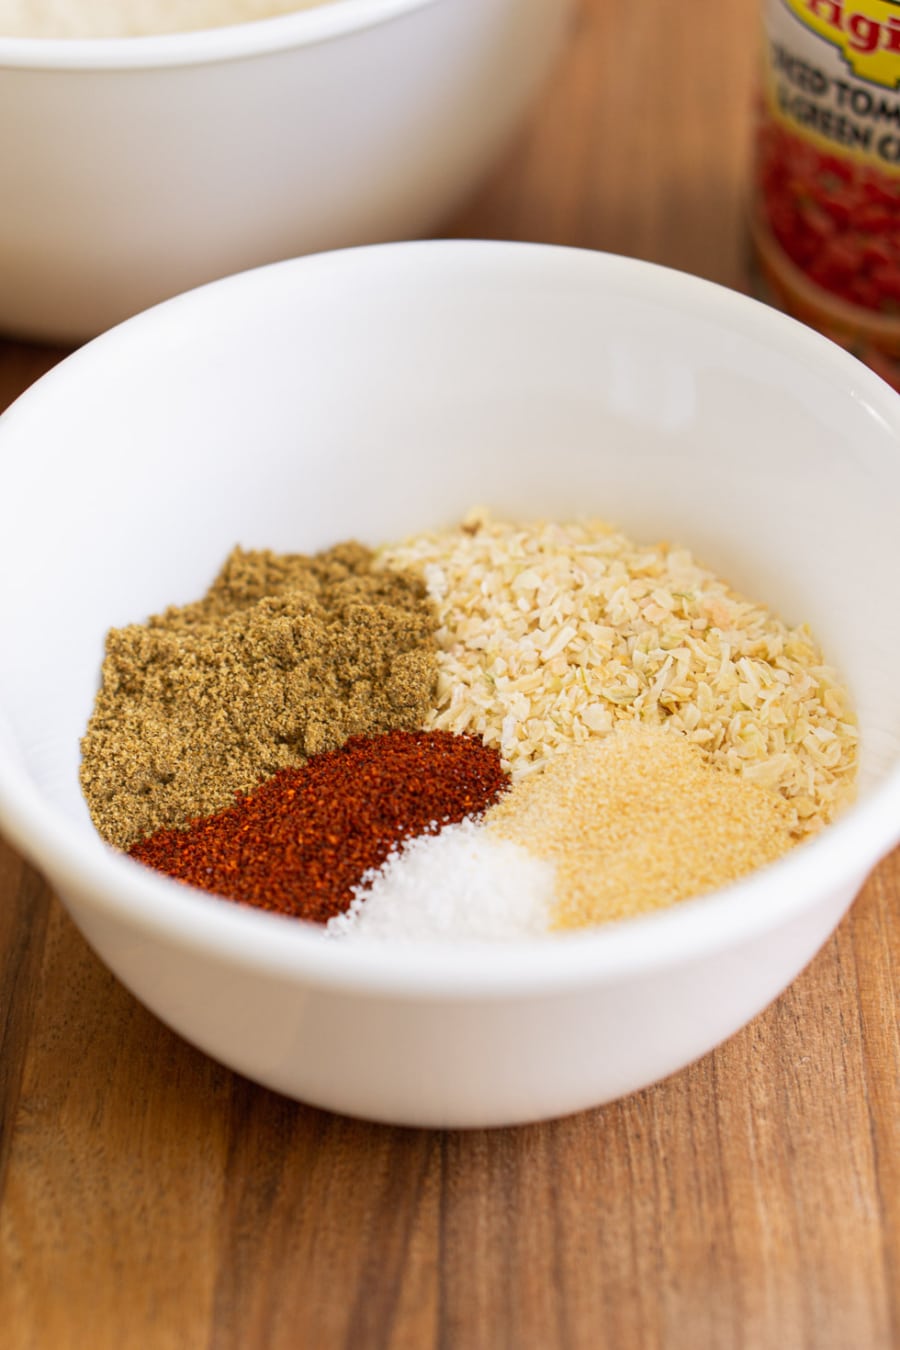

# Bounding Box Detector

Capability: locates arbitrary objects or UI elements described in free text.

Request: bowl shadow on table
[0,339,75,410]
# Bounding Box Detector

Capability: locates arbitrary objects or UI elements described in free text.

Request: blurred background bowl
[0,0,573,342]
[1,239,899,1128]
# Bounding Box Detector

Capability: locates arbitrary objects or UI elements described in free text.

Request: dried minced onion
[378,509,857,838]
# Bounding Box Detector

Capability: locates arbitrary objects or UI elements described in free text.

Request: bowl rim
[1,238,900,1000]
[0,0,442,71]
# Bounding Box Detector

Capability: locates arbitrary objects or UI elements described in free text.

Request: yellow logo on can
[783,0,900,86]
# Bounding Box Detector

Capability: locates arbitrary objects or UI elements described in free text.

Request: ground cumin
[80,543,437,850]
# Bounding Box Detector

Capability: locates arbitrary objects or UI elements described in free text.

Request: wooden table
[1,3,898,1346]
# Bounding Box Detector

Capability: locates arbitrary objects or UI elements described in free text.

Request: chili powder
[128,730,508,923]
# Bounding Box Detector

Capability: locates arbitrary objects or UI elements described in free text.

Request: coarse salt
[326,818,554,944]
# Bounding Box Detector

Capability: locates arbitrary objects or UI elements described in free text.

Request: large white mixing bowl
[1,240,899,1127]
[0,0,572,341]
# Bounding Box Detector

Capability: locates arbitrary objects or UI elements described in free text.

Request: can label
[752,0,900,385]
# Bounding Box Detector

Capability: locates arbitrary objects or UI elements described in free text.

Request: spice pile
[487,723,795,931]
[80,510,859,941]
[81,543,436,850]
[378,509,856,837]
[129,730,508,923]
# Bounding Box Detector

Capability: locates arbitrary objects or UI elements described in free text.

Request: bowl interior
[1,241,899,911]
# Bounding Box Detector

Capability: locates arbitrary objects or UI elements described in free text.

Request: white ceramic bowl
[0,0,572,342]
[1,240,900,1129]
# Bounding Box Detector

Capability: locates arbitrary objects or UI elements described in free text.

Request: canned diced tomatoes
[751,0,900,388]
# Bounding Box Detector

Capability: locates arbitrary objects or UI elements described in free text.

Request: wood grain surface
[1,3,898,1347]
